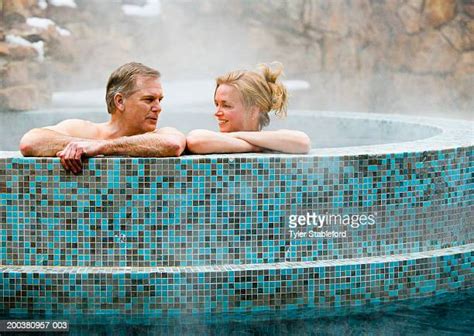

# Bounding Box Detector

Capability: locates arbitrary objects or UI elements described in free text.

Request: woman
[186,63,311,154]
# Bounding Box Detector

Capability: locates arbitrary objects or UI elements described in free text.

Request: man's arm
[186,129,262,154]
[95,127,186,157]
[21,120,186,173]
[55,127,186,174]
[19,119,94,157]
[230,130,311,154]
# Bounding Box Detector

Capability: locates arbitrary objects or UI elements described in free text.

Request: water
[1,288,473,335]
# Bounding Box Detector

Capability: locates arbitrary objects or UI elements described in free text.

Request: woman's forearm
[187,130,262,154]
[231,130,311,154]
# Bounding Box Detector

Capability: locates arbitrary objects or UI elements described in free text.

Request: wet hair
[215,62,288,129]
[105,62,161,114]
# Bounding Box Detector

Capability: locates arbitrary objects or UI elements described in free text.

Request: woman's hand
[186,129,263,154]
[229,130,311,154]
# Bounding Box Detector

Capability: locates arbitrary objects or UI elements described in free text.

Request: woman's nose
[214,108,223,117]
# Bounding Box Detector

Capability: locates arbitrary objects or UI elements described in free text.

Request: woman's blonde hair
[215,62,288,129]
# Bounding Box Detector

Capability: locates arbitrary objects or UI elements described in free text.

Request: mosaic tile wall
[0,138,473,315]
[0,147,472,267]
[0,245,472,316]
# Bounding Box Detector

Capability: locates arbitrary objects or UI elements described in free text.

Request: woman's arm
[230,130,311,154]
[187,129,263,154]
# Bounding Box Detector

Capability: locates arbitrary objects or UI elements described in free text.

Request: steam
[43,0,472,120]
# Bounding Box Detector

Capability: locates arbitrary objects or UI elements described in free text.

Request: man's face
[121,76,164,134]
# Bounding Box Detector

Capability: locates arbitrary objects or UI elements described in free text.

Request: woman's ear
[250,106,260,120]
[114,93,125,112]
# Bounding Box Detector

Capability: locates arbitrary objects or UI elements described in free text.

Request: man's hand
[56,140,106,174]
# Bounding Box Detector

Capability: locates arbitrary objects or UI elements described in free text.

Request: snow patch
[37,0,48,10]
[122,0,161,17]
[6,35,45,62]
[27,17,55,29]
[26,17,72,37]
[49,0,77,8]
[56,27,71,36]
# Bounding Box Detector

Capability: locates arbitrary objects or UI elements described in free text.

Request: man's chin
[143,124,158,133]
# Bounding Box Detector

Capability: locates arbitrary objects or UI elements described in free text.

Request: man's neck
[104,116,135,139]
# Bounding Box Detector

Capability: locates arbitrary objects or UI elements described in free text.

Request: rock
[323,36,359,74]
[398,4,422,34]
[391,31,460,74]
[45,6,80,26]
[3,0,37,25]
[346,0,374,36]
[413,32,460,73]
[441,17,474,51]
[452,61,474,111]
[359,45,379,74]
[22,25,59,43]
[364,11,392,50]
[47,36,76,62]
[384,0,401,12]
[389,33,414,71]
[462,0,474,18]
[318,1,349,37]
[456,51,474,74]
[423,0,457,28]
[0,42,11,57]
[35,25,60,43]
[406,0,424,11]
[1,62,28,87]
[0,85,41,111]
[465,20,474,50]
[8,45,38,60]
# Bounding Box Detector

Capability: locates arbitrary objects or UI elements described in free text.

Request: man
[20,62,186,174]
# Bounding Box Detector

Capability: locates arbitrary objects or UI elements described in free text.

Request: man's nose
[152,101,161,113]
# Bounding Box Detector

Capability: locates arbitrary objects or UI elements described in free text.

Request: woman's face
[214,84,259,132]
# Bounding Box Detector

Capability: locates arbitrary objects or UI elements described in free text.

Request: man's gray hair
[105,62,161,114]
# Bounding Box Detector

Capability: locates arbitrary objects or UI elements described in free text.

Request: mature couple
[20,62,311,173]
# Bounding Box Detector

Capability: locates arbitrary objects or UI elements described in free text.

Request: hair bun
[258,62,288,118]
[258,62,283,84]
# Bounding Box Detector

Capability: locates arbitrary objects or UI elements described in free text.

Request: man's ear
[114,93,125,112]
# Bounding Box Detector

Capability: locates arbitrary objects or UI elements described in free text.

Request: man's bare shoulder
[44,119,101,138]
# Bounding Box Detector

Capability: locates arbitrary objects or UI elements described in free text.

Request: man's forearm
[99,132,185,157]
[20,128,85,157]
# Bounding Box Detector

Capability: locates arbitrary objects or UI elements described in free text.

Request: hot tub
[0,111,472,316]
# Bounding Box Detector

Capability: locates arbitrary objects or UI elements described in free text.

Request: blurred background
[0,0,473,119]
